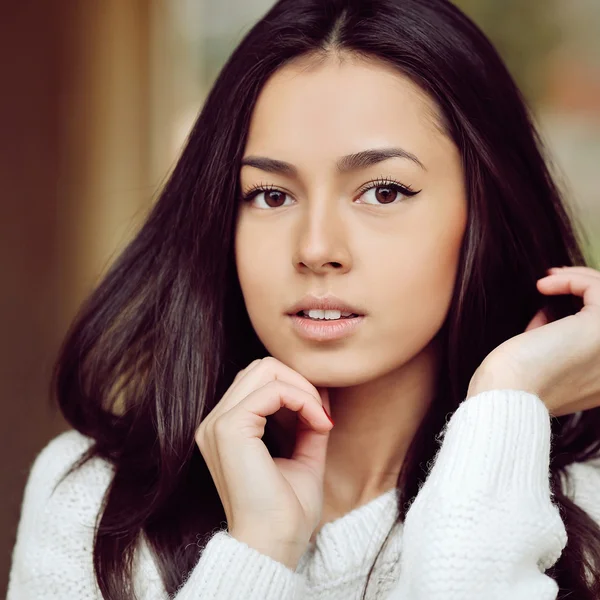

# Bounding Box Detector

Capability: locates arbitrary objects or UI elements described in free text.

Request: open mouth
[288,311,365,341]
[296,309,361,321]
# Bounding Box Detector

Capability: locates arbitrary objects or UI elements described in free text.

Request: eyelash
[357,177,419,199]
[240,177,421,207]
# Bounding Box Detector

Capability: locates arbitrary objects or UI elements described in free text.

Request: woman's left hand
[467,266,600,417]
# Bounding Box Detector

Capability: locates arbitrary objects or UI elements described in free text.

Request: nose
[292,199,352,275]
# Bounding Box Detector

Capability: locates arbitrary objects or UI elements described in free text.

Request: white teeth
[302,309,355,320]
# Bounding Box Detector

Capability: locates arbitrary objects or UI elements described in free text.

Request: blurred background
[1,0,599,594]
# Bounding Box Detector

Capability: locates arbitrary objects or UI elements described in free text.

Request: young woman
[8,0,600,598]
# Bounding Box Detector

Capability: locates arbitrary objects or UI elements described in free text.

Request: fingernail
[323,406,334,425]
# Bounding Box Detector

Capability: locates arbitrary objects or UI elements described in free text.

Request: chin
[277,353,390,388]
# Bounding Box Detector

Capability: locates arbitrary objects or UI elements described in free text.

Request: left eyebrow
[240,147,427,176]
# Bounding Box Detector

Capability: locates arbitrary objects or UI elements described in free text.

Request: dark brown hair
[52,0,600,598]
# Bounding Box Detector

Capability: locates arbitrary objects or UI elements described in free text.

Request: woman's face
[235,53,467,387]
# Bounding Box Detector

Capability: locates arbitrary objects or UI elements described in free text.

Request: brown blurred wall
[0,1,153,595]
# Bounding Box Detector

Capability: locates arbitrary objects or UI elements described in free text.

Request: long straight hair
[52,0,600,597]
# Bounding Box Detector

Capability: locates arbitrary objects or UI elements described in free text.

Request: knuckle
[233,359,261,382]
[213,415,231,439]
[265,379,285,394]
[254,358,280,382]
[194,424,206,451]
[261,356,279,370]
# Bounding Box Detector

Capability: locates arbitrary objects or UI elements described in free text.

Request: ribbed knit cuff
[182,531,307,599]
[425,390,553,502]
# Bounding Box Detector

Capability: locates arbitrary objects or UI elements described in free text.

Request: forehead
[244,53,447,162]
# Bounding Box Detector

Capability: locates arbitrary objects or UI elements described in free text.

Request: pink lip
[288,314,365,342]
[287,293,365,316]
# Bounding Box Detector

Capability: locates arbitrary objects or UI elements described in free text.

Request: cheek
[235,221,286,339]
[373,207,466,342]
[235,226,268,305]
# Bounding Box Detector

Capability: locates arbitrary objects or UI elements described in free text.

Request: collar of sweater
[296,488,402,583]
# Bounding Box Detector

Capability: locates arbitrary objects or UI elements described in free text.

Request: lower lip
[288,314,365,341]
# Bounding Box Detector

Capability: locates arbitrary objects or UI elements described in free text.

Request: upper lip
[287,294,365,315]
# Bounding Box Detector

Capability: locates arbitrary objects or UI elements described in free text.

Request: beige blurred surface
[1,1,598,595]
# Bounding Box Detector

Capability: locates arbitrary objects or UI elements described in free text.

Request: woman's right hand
[195,357,334,570]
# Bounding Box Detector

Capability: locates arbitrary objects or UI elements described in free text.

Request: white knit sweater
[8,390,600,599]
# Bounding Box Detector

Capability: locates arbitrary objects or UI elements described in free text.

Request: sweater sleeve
[7,430,307,600]
[165,531,307,599]
[388,389,568,600]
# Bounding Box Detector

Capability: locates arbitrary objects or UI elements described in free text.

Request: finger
[230,380,333,435]
[537,271,600,307]
[202,358,265,426]
[524,308,549,332]
[219,357,322,416]
[231,359,262,384]
[547,266,600,280]
[290,417,331,477]
[291,388,331,480]
[317,387,331,416]
[267,388,330,458]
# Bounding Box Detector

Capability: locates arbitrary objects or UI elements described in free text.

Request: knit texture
[7,390,600,599]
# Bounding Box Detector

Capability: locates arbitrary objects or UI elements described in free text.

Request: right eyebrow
[240,146,427,176]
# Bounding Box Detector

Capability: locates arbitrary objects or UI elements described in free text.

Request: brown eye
[360,183,410,205]
[374,186,399,204]
[263,190,287,208]
[243,187,294,209]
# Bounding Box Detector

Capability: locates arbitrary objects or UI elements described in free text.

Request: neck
[322,338,440,514]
